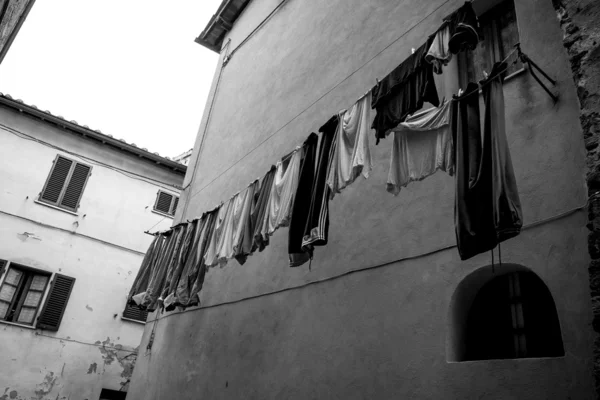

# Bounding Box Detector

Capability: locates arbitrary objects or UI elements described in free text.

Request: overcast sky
[0,0,222,158]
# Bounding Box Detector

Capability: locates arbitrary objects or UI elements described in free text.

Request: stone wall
[551,0,600,396]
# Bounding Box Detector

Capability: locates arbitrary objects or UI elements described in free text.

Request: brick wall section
[552,0,600,395]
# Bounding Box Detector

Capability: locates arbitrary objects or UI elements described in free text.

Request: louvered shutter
[0,260,6,277]
[36,274,75,331]
[59,163,91,211]
[41,156,73,205]
[155,191,173,214]
[171,197,179,215]
[122,303,148,322]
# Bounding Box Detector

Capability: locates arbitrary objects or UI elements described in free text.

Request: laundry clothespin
[483,70,489,79]
[411,47,416,54]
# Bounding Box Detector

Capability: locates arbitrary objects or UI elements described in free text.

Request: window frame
[152,190,179,217]
[0,262,51,327]
[457,0,522,87]
[38,155,92,213]
[121,302,148,324]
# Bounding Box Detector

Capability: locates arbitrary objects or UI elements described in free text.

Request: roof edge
[0,94,187,174]
[195,0,252,53]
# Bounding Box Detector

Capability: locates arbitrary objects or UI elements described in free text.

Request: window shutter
[155,191,173,214]
[36,274,75,331]
[41,157,73,204]
[60,163,91,211]
[122,303,148,322]
[171,197,179,215]
[0,260,6,277]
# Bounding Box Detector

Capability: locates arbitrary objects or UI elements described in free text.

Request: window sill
[0,319,36,330]
[151,209,174,219]
[121,316,146,325]
[34,199,79,216]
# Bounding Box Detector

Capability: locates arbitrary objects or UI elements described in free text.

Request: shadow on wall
[447,263,564,362]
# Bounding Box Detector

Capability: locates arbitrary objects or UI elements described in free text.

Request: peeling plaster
[87,362,97,374]
[34,371,57,399]
[85,305,93,312]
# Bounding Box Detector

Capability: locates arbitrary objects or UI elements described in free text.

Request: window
[458,0,522,86]
[39,155,92,212]
[464,271,564,361]
[153,190,179,216]
[0,261,75,330]
[122,302,148,323]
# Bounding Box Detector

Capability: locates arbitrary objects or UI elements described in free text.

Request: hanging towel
[302,115,339,254]
[445,1,480,54]
[187,210,218,307]
[261,147,303,239]
[387,101,454,195]
[327,94,373,198]
[452,82,497,261]
[252,166,276,252]
[289,133,319,267]
[426,23,452,74]
[371,38,440,143]
[482,61,523,242]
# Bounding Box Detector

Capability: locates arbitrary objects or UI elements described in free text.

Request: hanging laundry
[371,38,440,143]
[215,192,240,266]
[235,179,260,265]
[233,179,258,265]
[251,166,276,252]
[453,82,496,260]
[289,133,318,267]
[163,221,198,311]
[260,147,303,240]
[482,61,523,242]
[445,1,480,54]
[302,115,339,255]
[204,200,231,268]
[327,94,373,198]
[386,101,454,195]
[187,209,218,307]
[173,214,208,307]
[141,225,185,311]
[426,23,452,74]
[128,234,164,307]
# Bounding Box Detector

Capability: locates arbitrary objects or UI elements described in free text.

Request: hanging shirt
[204,202,229,267]
[215,193,240,266]
[261,147,303,239]
[371,38,440,143]
[302,115,338,254]
[174,215,207,308]
[289,133,319,267]
[163,221,197,311]
[252,166,276,252]
[235,179,260,265]
[128,234,163,306]
[187,210,217,307]
[327,94,373,198]
[387,101,454,196]
[232,181,259,265]
[426,23,452,74]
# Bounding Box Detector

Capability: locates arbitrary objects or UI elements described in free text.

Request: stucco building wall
[0,104,183,399]
[129,0,595,398]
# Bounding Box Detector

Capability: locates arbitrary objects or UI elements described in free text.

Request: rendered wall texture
[130,0,596,398]
[0,105,183,399]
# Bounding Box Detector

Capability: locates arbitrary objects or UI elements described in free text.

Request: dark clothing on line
[235,179,260,265]
[446,1,480,54]
[482,61,523,242]
[187,209,218,308]
[302,116,338,254]
[371,38,440,143]
[128,234,163,306]
[252,166,276,252]
[174,216,207,307]
[289,132,319,267]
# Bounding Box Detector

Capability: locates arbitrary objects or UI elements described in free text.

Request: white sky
[0,0,222,158]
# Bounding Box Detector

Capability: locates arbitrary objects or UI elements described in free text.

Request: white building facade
[0,94,185,400]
